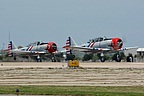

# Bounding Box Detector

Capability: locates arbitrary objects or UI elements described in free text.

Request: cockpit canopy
[88,37,112,43]
[27,41,44,46]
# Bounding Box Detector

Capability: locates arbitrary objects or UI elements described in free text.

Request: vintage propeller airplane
[63,36,138,62]
[4,40,57,62]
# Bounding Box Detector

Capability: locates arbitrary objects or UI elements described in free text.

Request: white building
[124,48,138,56]
[137,48,144,62]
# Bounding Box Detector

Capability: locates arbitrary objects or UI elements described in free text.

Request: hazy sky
[0,0,144,50]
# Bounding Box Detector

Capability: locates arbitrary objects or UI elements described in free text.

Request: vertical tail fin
[64,37,77,47]
[63,37,78,60]
[8,41,12,50]
[7,41,17,56]
[7,41,12,56]
[9,41,17,50]
[66,37,72,54]
[63,36,78,55]
[69,37,77,47]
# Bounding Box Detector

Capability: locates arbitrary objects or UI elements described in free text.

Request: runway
[0,62,144,86]
[1,62,144,68]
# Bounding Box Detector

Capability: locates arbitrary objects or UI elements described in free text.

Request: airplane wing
[121,46,139,50]
[9,50,47,56]
[69,46,139,53]
[70,46,110,53]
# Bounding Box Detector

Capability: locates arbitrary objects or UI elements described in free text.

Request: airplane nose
[112,38,123,50]
[47,42,57,53]
[117,39,123,48]
[52,43,57,51]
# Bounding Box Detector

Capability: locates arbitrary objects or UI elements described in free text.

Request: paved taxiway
[1,62,144,68]
[0,62,144,86]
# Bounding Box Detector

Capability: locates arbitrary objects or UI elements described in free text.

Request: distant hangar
[137,48,144,56]
[124,48,144,56]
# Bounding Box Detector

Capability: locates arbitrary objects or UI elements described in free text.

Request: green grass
[0,86,144,96]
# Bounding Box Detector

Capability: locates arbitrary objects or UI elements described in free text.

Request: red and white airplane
[63,36,138,62]
[4,40,57,62]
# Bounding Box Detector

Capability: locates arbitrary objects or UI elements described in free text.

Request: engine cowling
[46,42,57,53]
[112,38,123,50]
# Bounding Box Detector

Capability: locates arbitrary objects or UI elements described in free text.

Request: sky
[0,0,144,50]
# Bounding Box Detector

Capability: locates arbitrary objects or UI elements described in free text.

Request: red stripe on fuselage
[90,42,96,48]
[29,46,33,51]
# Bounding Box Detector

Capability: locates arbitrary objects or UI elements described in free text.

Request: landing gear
[115,53,122,62]
[100,56,105,62]
[36,55,42,62]
[100,53,105,62]
[52,56,56,62]
[112,52,122,62]
[37,58,42,62]
[99,52,122,62]
[52,54,56,62]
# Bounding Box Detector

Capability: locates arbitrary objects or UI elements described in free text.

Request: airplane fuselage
[86,40,112,48]
[7,41,57,56]
[81,38,123,51]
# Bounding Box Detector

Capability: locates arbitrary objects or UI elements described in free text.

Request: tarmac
[1,61,144,96]
[0,62,144,86]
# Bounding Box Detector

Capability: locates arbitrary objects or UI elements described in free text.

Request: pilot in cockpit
[37,41,40,45]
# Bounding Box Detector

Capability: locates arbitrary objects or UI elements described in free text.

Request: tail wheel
[66,54,75,61]
[14,57,16,60]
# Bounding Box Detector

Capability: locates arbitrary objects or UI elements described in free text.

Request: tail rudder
[63,37,77,60]
[7,41,17,56]
[63,37,77,48]
[9,41,17,50]
[7,41,12,56]
[63,37,71,49]
[3,41,17,56]
[66,37,72,54]
[63,37,77,55]
[8,41,12,51]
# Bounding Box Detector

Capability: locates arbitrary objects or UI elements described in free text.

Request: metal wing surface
[70,46,110,53]
[10,50,47,56]
[70,46,138,53]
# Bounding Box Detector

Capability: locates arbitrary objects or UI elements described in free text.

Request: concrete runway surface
[0,62,144,86]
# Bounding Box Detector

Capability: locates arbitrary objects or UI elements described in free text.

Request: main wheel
[100,56,105,62]
[52,57,56,62]
[115,54,121,62]
[36,58,42,62]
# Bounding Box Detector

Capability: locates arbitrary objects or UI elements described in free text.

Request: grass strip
[0,86,144,96]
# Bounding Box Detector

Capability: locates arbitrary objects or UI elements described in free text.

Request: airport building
[137,48,144,62]
[124,48,138,56]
